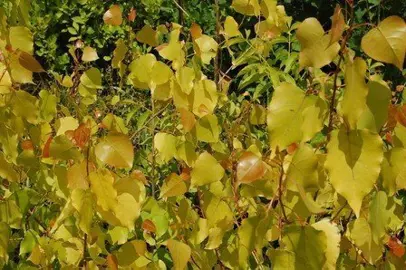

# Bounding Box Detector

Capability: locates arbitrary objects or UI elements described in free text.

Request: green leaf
[10,90,39,124]
[39,90,57,122]
[286,144,319,191]
[176,141,197,166]
[71,189,93,234]
[282,225,327,270]
[191,152,224,187]
[80,67,102,89]
[325,128,383,217]
[0,222,10,261]
[20,230,39,255]
[135,25,158,47]
[49,135,82,162]
[238,216,259,268]
[0,199,22,228]
[112,39,128,69]
[369,191,390,243]
[339,58,368,130]
[296,18,340,68]
[249,104,266,125]
[268,250,295,270]
[267,82,327,150]
[167,239,191,270]
[192,114,220,143]
[358,80,391,132]
[348,217,382,264]
[0,152,18,182]
[361,16,406,70]
[95,133,134,169]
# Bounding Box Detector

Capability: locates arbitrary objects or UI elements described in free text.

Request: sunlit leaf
[82,46,99,62]
[167,239,191,270]
[325,128,383,217]
[339,58,368,130]
[231,0,260,16]
[297,18,340,68]
[237,152,266,183]
[95,133,134,169]
[103,5,123,26]
[223,16,241,37]
[361,16,406,70]
[191,152,224,186]
[89,170,117,211]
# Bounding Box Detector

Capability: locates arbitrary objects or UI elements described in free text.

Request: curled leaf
[237,152,267,184]
[18,51,44,72]
[329,4,345,46]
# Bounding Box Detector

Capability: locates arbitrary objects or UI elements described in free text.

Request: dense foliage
[0,0,406,269]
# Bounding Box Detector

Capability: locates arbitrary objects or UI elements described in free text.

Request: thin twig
[327,4,355,140]
[331,201,348,222]
[214,0,221,85]
[173,0,189,19]
[278,164,289,223]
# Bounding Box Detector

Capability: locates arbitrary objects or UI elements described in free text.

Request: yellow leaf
[339,58,368,130]
[159,173,187,198]
[154,133,177,163]
[361,16,406,70]
[89,170,117,211]
[231,0,260,16]
[82,46,99,62]
[9,26,33,53]
[167,239,191,270]
[223,16,241,37]
[95,133,134,169]
[136,25,158,47]
[194,35,218,64]
[103,5,122,26]
[296,18,340,68]
[325,128,383,217]
[56,116,79,136]
[191,151,224,186]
